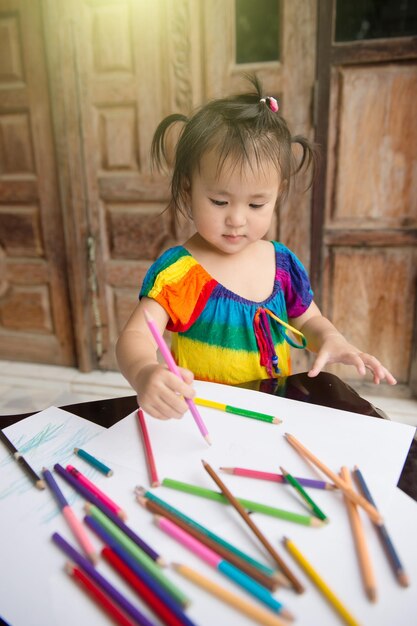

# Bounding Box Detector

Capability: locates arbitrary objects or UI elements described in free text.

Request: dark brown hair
[151,75,318,219]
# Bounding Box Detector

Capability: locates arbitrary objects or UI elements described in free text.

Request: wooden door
[313,0,417,394]
[0,0,75,365]
[42,0,317,372]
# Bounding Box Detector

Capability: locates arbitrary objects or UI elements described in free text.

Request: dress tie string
[253,307,307,377]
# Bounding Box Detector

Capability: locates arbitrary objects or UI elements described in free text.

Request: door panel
[314,0,417,390]
[0,0,74,365]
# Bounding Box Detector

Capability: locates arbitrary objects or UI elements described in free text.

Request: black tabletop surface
[1,371,415,502]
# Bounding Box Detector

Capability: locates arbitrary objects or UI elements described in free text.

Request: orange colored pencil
[284,433,383,525]
[340,466,377,602]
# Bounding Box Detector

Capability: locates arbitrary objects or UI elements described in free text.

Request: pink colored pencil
[42,467,98,563]
[220,466,336,490]
[66,464,127,520]
[143,308,211,445]
[137,408,160,487]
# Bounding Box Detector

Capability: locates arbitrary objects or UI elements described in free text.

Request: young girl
[116,76,396,420]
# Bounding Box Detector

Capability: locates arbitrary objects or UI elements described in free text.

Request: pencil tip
[74,447,79,453]
[204,435,212,445]
[398,572,410,587]
[36,479,46,490]
[151,481,160,488]
[143,308,151,321]
[273,417,282,424]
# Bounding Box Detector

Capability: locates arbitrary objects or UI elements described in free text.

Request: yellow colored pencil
[340,466,377,602]
[282,536,361,626]
[172,562,289,626]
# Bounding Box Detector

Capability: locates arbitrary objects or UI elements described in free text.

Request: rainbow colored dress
[140,242,313,385]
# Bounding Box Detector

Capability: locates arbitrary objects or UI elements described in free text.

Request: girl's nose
[225,205,247,227]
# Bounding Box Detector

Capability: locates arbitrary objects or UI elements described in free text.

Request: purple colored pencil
[219,466,336,490]
[54,463,161,563]
[52,532,156,626]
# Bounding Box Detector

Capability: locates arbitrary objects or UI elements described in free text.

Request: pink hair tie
[260,96,279,113]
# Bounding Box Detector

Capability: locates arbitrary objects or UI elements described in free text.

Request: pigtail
[151,113,188,172]
[291,135,319,189]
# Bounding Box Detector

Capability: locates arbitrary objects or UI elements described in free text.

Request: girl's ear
[180,176,193,218]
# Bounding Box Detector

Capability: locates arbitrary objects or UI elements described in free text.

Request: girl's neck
[184,235,276,302]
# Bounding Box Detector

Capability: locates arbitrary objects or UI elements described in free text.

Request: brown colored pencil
[284,433,383,525]
[340,466,377,602]
[138,495,280,591]
[201,459,305,594]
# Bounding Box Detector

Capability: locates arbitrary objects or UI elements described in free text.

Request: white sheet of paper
[0,383,416,626]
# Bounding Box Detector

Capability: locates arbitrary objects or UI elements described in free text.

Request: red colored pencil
[102,546,186,626]
[65,562,135,626]
[137,409,160,487]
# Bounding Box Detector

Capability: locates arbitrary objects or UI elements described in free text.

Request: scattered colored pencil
[220,466,336,490]
[353,465,409,587]
[161,477,322,527]
[102,546,196,626]
[137,494,280,591]
[84,510,189,608]
[42,467,98,563]
[201,459,305,594]
[52,532,155,626]
[66,464,127,520]
[340,466,377,602]
[103,544,196,626]
[137,408,160,487]
[84,501,163,564]
[283,536,361,626]
[0,429,45,489]
[194,397,281,424]
[74,447,113,477]
[143,308,211,445]
[284,433,383,525]
[135,486,278,578]
[55,463,161,563]
[154,515,293,618]
[172,562,289,626]
[280,466,328,521]
[65,562,136,626]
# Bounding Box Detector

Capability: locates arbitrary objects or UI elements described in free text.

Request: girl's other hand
[307,333,397,385]
[136,363,196,420]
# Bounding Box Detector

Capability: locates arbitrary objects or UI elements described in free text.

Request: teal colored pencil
[134,486,277,577]
[280,466,328,521]
[74,448,113,476]
[161,478,323,527]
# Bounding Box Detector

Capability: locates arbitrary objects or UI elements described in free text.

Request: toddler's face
[187,149,281,255]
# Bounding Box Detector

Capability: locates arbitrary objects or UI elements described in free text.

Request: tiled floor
[0,360,416,428]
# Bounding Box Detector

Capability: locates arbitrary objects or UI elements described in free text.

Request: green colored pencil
[84,503,189,607]
[194,397,281,424]
[280,466,328,522]
[134,486,277,577]
[161,478,323,527]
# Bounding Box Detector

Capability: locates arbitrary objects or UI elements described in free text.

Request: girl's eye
[250,203,264,209]
[210,198,227,206]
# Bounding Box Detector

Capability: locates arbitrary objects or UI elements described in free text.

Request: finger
[307,351,329,378]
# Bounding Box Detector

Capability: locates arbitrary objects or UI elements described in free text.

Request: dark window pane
[235,0,280,64]
[335,0,417,42]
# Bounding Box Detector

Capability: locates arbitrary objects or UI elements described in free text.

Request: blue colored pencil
[74,447,113,476]
[52,532,156,626]
[353,466,410,587]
